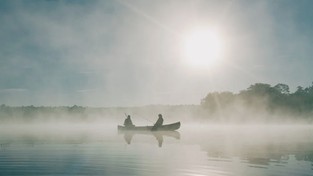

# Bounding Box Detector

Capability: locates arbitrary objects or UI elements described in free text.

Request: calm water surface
[0,124,312,176]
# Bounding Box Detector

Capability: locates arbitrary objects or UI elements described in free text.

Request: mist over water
[0,115,312,176]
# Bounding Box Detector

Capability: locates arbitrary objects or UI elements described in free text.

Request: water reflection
[193,125,313,172]
[0,124,312,175]
[0,143,10,151]
[118,130,180,147]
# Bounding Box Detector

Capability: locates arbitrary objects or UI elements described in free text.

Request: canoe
[117,122,180,131]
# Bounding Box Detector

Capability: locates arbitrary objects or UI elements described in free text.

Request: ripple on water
[0,125,313,176]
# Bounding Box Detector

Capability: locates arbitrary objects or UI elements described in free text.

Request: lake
[0,123,312,176]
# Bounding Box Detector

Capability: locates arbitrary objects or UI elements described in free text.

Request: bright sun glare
[182,28,223,68]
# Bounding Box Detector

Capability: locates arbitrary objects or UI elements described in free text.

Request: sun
[182,28,223,68]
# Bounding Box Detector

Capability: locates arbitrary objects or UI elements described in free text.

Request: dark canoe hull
[118,122,180,131]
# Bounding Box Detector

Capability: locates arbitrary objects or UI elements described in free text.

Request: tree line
[201,82,313,121]
[0,104,198,122]
[1,82,313,122]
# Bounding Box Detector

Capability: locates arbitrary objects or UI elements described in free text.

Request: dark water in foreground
[0,124,312,176]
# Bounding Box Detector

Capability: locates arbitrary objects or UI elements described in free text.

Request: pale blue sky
[1,0,313,106]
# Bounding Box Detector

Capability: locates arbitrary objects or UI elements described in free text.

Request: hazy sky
[1,0,313,106]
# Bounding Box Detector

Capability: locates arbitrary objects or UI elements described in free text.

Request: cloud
[76,89,97,93]
[0,88,28,93]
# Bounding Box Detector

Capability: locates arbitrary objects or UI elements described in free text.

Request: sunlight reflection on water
[0,124,312,176]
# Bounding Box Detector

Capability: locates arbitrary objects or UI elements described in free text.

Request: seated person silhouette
[152,114,164,131]
[124,115,135,128]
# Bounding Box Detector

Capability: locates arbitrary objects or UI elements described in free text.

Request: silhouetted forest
[201,82,313,122]
[1,82,313,123]
[0,104,198,123]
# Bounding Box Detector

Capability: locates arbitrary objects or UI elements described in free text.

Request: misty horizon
[0,81,312,124]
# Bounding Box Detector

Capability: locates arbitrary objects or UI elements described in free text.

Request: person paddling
[152,114,164,131]
[124,115,135,128]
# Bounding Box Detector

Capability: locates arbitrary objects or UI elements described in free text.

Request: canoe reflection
[118,130,180,147]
